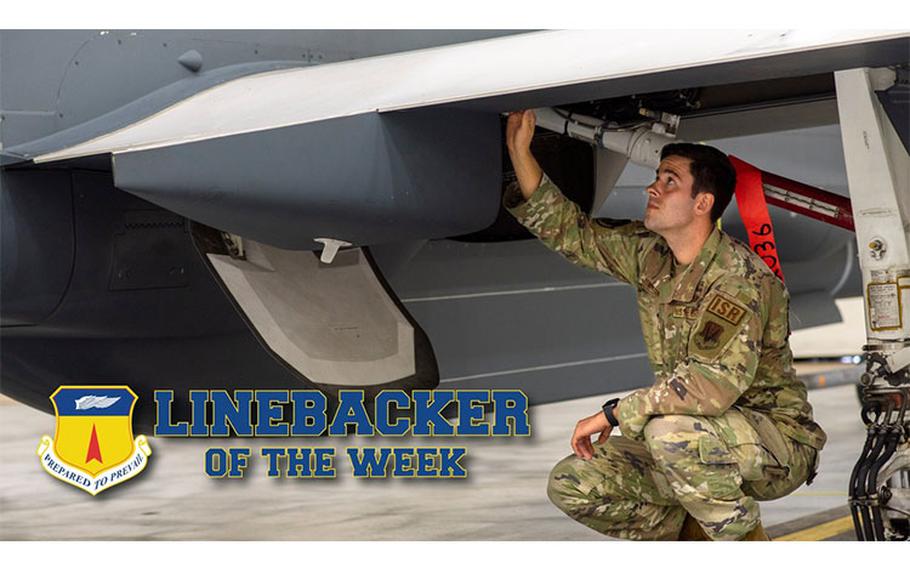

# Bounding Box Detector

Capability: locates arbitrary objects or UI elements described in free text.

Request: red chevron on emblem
[85,423,103,464]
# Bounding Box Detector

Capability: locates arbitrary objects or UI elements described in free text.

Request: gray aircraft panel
[0,30,527,149]
[388,239,610,299]
[441,355,652,404]
[386,237,652,403]
[111,107,502,249]
[0,170,75,325]
[4,60,305,161]
[0,31,90,111]
[404,282,650,400]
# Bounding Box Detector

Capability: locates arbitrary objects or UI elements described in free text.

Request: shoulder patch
[706,294,746,325]
[694,320,726,351]
[688,291,755,363]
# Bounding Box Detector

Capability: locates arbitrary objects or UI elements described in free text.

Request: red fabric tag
[728,155,784,282]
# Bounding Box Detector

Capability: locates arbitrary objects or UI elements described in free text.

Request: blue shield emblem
[37,386,151,495]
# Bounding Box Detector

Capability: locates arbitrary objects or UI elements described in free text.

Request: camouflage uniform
[504,174,827,541]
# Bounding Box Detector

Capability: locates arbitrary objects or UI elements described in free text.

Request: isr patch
[706,294,746,325]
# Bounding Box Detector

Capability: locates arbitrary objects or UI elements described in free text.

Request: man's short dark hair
[660,143,736,223]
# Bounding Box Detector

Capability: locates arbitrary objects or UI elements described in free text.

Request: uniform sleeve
[503,173,648,285]
[614,285,764,440]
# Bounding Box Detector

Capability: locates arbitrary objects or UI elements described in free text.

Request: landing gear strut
[837,66,910,541]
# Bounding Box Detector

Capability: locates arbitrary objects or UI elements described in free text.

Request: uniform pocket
[743,442,812,501]
[696,435,775,482]
[697,436,737,465]
[704,410,780,481]
[739,408,792,470]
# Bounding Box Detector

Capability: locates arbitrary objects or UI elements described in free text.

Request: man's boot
[741,522,771,541]
[678,514,771,541]
[677,513,710,541]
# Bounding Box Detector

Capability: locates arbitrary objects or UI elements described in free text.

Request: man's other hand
[571,411,613,460]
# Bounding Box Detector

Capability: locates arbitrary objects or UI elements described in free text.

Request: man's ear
[695,192,714,218]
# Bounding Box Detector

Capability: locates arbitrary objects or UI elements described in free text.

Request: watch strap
[602,397,620,427]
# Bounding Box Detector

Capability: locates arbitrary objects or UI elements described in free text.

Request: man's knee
[546,455,586,514]
[643,414,748,502]
[642,415,701,454]
[637,415,762,540]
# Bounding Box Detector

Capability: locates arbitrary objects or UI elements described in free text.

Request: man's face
[643,155,701,235]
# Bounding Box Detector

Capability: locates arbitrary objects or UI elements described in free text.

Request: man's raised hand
[506,110,536,156]
[505,110,543,199]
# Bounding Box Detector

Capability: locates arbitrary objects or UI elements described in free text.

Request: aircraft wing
[3,30,907,250]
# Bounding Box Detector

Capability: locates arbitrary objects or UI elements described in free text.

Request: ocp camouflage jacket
[504,174,827,452]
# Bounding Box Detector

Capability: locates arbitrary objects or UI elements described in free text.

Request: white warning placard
[867,282,901,330]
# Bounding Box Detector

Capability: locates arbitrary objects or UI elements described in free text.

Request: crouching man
[503,110,827,541]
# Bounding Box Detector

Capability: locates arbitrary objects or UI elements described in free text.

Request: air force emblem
[695,320,725,350]
[37,386,151,495]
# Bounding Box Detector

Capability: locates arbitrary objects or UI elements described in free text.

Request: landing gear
[849,366,910,540]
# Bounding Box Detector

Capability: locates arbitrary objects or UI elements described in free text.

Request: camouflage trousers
[547,409,819,540]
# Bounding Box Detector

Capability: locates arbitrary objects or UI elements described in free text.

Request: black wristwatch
[602,398,620,427]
